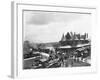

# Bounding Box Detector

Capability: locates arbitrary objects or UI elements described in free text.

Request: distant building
[59,32,90,46]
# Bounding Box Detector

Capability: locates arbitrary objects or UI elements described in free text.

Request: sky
[23,10,92,43]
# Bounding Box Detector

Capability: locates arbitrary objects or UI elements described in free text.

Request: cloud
[23,11,91,43]
[25,12,53,25]
[27,13,52,25]
[24,11,85,25]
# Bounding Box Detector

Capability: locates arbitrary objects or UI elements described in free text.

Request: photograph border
[11,2,97,78]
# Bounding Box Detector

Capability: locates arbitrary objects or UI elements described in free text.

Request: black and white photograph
[23,10,91,69]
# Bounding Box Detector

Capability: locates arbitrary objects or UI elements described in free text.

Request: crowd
[24,45,91,69]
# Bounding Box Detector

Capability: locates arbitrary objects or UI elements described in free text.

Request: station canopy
[76,43,90,47]
[58,45,72,49]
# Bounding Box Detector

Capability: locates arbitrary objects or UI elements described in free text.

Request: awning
[58,46,72,49]
[76,43,90,47]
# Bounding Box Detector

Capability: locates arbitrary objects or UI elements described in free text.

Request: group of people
[28,46,91,69]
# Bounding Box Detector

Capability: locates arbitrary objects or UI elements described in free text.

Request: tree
[70,32,74,40]
[23,40,31,55]
[77,34,81,40]
[86,33,88,39]
[61,33,66,41]
[73,32,76,40]
[65,32,71,40]
[83,33,87,40]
